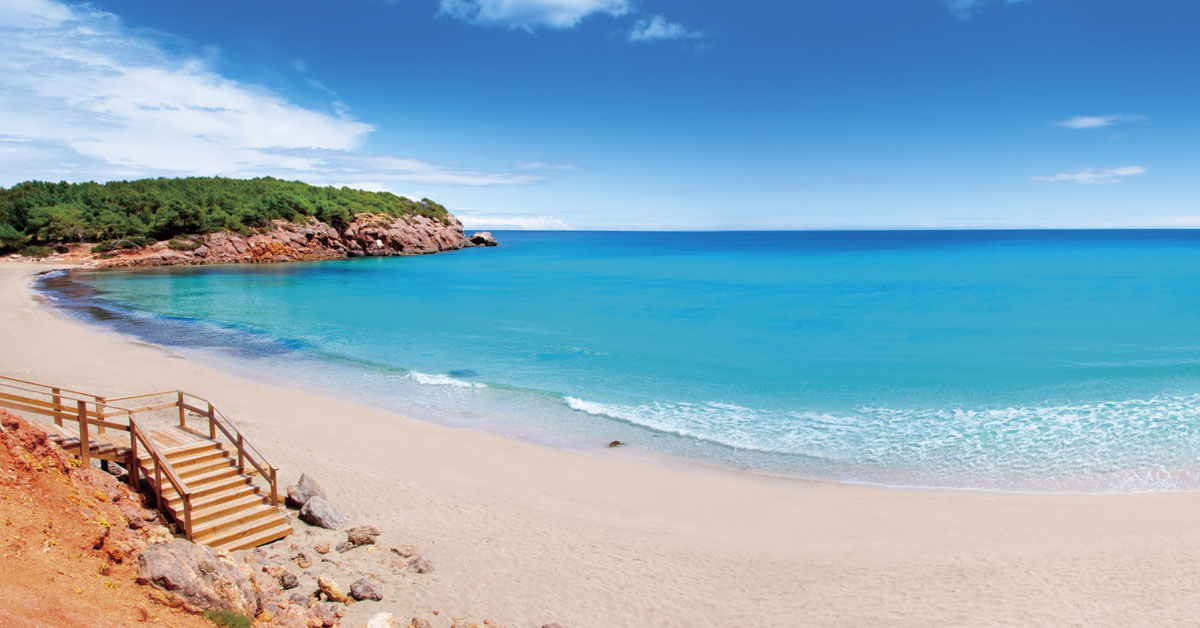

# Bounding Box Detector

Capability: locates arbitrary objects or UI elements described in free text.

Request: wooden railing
[106,389,281,508]
[0,374,280,540]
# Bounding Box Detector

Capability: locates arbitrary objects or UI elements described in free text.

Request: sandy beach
[4,262,1200,627]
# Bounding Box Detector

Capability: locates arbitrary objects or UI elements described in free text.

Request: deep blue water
[43,230,1200,491]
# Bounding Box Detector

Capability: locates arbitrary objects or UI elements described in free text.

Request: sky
[1,0,1198,230]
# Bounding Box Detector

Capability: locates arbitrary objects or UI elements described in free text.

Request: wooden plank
[76,401,90,468]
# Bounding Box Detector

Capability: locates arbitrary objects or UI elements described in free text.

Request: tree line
[0,177,451,253]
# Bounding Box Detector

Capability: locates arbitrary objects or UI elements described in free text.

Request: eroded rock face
[286,473,326,509]
[468,231,498,246]
[299,496,349,529]
[99,213,474,268]
[136,538,260,616]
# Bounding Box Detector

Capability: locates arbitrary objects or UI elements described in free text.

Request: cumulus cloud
[1053,114,1147,129]
[944,0,1028,20]
[0,0,544,188]
[1031,166,1147,184]
[438,0,629,30]
[628,15,705,42]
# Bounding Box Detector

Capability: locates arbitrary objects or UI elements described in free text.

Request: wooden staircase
[0,375,291,552]
[136,437,292,552]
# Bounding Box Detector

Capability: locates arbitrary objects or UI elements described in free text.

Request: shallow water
[42,230,1200,492]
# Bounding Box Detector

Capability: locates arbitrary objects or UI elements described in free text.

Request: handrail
[129,417,193,539]
[177,391,279,506]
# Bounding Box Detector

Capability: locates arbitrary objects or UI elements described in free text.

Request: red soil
[0,409,213,628]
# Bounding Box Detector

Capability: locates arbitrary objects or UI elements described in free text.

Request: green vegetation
[203,609,252,628]
[19,245,50,258]
[0,176,450,252]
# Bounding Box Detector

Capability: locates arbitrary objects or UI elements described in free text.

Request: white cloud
[944,0,1027,20]
[1031,165,1147,184]
[1053,114,1146,129]
[0,0,547,188]
[628,15,705,42]
[517,161,578,170]
[438,0,628,30]
[457,213,573,229]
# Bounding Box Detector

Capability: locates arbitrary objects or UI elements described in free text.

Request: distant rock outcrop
[98,212,498,268]
[468,231,498,246]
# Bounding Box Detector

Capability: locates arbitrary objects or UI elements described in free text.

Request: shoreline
[7,262,1200,626]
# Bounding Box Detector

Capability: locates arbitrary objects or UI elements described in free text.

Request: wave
[405,371,487,389]
[563,394,1200,490]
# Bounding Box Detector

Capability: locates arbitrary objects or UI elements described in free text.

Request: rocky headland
[94,214,496,269]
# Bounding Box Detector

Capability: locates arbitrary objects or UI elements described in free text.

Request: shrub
[54,245,69,254]
[19,245,50,258]
[203,610,252,628]
[168,239,200,250]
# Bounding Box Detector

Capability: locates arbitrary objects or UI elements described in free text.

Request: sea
[38,230,1200,492]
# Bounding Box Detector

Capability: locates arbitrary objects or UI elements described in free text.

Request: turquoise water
[45,230,1200,492]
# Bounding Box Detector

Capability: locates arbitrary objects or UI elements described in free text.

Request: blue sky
[1,0,1197,229]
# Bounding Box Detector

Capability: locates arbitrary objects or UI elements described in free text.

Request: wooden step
[141,456,232,481]
[137,441,222,465]
[155,473,251,505]
[190,503,279,539]
[215,522,293,552]
[189,492,269,525]
[193,509,287,547]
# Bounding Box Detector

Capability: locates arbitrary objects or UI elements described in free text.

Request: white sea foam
[562,393,1200,491]
[405,371,486,389]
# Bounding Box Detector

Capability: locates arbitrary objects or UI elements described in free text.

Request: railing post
[177,392,185,428]
[129,424,139,488]
[270,467,278,506]
[183,494,192,540]
[207,403,216,439]
[52,388,62,427]
[154,461,163,511]
[237,433,244,473]
[76,400,90,468]
[95,396,106,434]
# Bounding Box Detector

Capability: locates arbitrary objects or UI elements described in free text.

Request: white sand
[4,262,1200,627]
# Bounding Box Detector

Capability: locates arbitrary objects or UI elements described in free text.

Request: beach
[5,261,1200,628]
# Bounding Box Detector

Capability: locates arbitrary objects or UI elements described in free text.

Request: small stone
[310,602,342,627]
[349,578,383,602]
[390,545,418,558]
[289,592,311,606]
[293,551,313,569]
[317,574,353,604]
[336,541,354,553]
[607,440,623,448]
[279,571,300,590]
[409,619,432,628]
[363,613,398,628]
[408,555,434,574]
[347,525,380,546]
[314,542,330,555]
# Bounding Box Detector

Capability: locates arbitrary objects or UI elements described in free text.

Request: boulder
[350,578,383,602]
[299,495,349,529]
[287,473,327,509]
[347,524,381,547]
[136,538,259,616]
[468,231,498,246]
